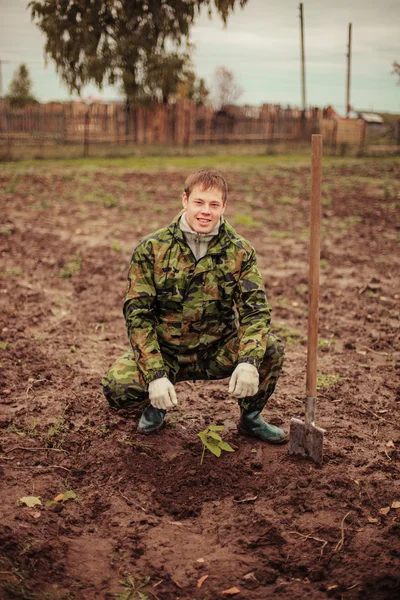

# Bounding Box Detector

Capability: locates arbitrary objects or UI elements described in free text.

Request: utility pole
[0,60,3,98]
[346,23,352,118]
[299,3,306,113]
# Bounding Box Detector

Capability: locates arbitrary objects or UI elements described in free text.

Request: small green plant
[320,258,328,269]
[114,574,154,600]
[2,267,23,277]
[0,341,10,350]
[270,231,290,238]
[197,425,235,465]
[273,323,305,344]
[232,213,260,227]
[295,284,308,295]
[317,374,341,389]
[5,174,19,194]
[103,194,118,208]
[277,195,297,205]
[322,195,333,207]
[59,252,81,278]
[7,418,40,439]
[0,227,13,235]
[112,241,123,253]
[318,337,336,348]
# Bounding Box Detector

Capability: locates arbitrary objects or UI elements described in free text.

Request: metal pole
[346,23,352,118]
[299,4,306,112]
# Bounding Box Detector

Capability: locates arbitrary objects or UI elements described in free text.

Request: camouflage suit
[102,213,284,411]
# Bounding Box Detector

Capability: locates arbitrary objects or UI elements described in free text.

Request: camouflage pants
[102,333,284,413]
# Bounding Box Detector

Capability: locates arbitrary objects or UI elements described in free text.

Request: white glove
[148,377,178,410]
[228,363,259,398]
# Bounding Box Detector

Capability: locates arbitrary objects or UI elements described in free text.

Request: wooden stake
[306,134,322,399]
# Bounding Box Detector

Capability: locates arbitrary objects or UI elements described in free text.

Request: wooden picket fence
[0,101,367,152]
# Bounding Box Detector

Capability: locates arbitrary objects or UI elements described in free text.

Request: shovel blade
[288,417,324,467]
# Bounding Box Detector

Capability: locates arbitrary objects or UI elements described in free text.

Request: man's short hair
[184,168,228,203]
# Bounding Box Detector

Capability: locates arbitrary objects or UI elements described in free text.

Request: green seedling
[320,259,329,269]
[114,574,155,600]
[59,252,81,278]
[197,425,235,465]
[112,241,123,252]
[232,213,260,227]
[317,374,341,389]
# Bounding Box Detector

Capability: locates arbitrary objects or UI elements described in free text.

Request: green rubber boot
[137,406,166,435]
[238,409,289,445]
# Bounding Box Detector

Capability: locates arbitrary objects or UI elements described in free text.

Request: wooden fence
[0,101,368,152]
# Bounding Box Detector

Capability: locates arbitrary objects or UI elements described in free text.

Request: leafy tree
[392,61,400,85]
[177,71,210,105]
[130,49,193,105]
[212,65,243,109]
[6,64,38,107]
[29,0,247,101]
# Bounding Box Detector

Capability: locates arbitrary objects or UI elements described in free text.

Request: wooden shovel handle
[306,135,322,399]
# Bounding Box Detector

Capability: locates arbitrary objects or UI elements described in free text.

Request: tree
[130,50,193,105]
[212,65,243,109]
[29,0,248,101]
[392,61,400,85]
[177,72,210,105]
[6,64,38,107]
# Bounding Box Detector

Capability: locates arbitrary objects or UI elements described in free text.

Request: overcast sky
[0,0,399,115]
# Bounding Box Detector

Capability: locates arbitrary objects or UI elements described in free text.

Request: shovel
[288,134,325,467]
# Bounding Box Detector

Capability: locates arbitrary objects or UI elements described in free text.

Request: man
[102,168,288,444]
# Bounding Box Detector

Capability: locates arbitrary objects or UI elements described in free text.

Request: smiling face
[182,184,226,233]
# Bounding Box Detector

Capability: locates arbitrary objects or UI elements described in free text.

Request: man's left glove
[228,363,259,398]
[148,376,178,410]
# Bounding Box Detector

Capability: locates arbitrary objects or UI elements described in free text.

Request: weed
[112,241,123,253]
[45,416,68,448]
[113,574,157,600]
[320,259,329,269]
[5,174,19,193]
[7,418,40,440]
[1,267,23,277]
[317,374,341,389]
[270,231,290,238]
[273,324,305,344]
[103,194,118,208]
[197,425,235,465]
[277,195,297,205]
[59,252,81,278]
[318,337,336,348]
[0,341,10,350]
[232,213,261,227]
[277,297,289,306]
[295,284,308,295]
[322,195,333,207]
[117,437,153,450]
[0,227,13,235]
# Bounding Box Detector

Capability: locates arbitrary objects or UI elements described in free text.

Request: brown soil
[0,159,399,600]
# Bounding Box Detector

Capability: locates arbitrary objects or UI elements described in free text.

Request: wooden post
[346,23,352,118]
[83,110,90,157]
[359,119,366,153]
[299,3,307,113]
[306,134,322,399]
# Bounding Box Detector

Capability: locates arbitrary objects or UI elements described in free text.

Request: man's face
[182,184,226,234]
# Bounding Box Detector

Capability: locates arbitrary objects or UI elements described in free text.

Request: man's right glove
[148,377,178,410]
[228,363,259,398]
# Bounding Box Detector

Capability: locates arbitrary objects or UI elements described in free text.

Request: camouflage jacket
[123,213,272,384]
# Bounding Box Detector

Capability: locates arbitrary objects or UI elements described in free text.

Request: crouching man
[102,168,288,444]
